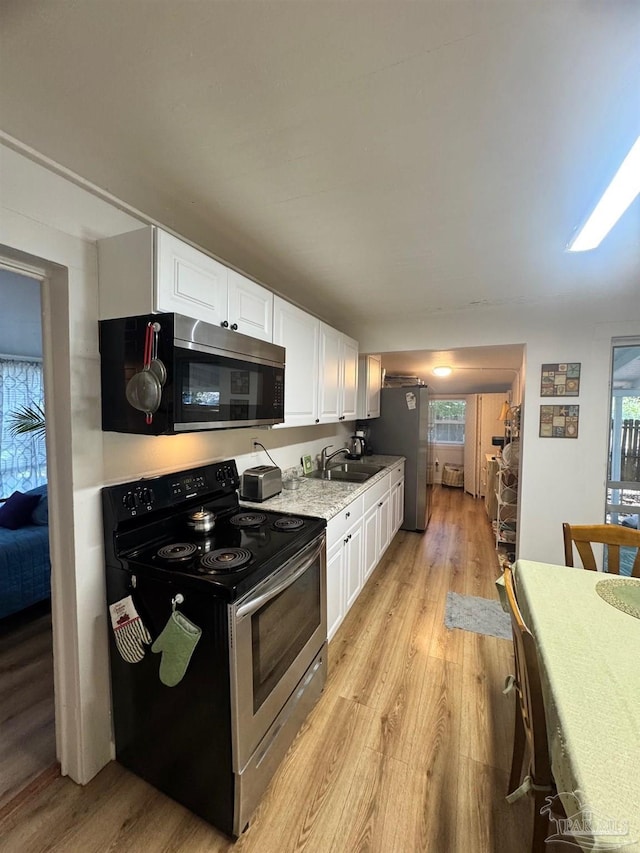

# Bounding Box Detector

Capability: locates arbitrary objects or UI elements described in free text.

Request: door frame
[0,247,80,781]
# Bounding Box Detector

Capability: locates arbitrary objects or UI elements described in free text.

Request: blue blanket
[0,523,50,620]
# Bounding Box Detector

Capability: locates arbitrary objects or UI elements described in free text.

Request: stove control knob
[122,492,138,511]
[139,487,154,506]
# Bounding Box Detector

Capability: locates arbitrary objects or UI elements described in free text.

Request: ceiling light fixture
[567,134,640,252]
[432,366,453,377]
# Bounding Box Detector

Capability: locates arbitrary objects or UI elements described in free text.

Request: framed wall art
[539,404,579,438]
[540,363,581,397]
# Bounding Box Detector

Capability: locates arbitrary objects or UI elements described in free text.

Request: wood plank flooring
[0,604,56,811]
[0,486,533,852]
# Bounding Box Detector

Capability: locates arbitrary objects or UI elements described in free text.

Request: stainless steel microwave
[99,312,285,434]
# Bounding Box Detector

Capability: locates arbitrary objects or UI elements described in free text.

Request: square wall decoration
[540,363,581,396]
[539,405,579,438]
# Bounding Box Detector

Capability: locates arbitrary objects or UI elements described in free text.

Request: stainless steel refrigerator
[366,386,432,531]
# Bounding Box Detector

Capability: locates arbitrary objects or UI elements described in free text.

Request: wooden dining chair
[562,522,640,577]
[504,567,554,853]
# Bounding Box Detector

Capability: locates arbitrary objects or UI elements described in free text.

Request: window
[429,399,466,444]
[606,340,639,574]
[0,358,47,495]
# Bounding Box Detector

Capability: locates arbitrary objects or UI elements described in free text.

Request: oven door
[173,345,284,431]
[230,532,326,772]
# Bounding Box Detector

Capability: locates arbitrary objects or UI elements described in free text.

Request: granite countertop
[239,455,405,522]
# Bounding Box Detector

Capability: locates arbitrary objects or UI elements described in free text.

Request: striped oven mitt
[109,595,152,663]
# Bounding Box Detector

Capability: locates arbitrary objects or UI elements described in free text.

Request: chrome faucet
[320,444,349,471]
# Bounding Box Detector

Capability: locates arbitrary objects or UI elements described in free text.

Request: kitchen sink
[305,462,383,483]
[330,462,384,476]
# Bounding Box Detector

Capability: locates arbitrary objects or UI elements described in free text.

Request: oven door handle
[235,537,324,620]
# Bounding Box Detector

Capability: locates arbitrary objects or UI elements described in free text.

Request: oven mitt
[151,610,202,687]
[109,596,152,664]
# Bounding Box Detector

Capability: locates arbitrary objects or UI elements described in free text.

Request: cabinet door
[155,229,228,324]
[357,353,382,419]
[340,335,359,421]
[344,519,363,611]
[318,323,342,423]
[363,503,379,583]
[378,491,391,556]
[272,297,319,427]
[227,269,273,342]
[326,540,345,641]
[393,479,405,534]
[367,354,382,419]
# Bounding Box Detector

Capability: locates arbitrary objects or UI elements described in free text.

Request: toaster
[240,465,282,502]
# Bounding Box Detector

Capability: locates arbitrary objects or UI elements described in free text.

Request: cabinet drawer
[327,496,364,545]
[390,462,405,487]
[363,473,391,513]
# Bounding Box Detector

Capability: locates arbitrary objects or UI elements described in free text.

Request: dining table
[508,559,640,853]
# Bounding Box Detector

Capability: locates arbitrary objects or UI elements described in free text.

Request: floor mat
[444,591,512,640]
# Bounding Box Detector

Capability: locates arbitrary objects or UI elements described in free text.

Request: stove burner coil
[230,512,267,528]
[200,548,252,572]
[157,542,198,562]
[273,517,305,531]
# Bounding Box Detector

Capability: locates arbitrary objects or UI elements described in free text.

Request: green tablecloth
[513,560,640,853]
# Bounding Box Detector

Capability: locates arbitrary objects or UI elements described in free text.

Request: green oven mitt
[151,610,202,687]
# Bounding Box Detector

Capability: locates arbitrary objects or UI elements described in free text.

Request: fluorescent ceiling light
[567,134,640,252]
[433,366,452,377]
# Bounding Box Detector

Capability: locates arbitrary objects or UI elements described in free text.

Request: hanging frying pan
[125,322,162,424]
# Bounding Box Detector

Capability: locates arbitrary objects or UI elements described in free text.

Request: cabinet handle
[315,419,320,424]
[348,533,352,540]
[231,323,238,331]
[344,538,349,545]
[346,511,350,518]
[221,320,229,328]
[378,502,382,507]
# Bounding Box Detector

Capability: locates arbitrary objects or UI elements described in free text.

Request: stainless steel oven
[230,533,326,769]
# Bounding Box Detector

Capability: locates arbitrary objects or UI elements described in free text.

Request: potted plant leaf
[8,402,46,438]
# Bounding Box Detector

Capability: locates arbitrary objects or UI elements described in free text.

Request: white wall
[354,300,640,565]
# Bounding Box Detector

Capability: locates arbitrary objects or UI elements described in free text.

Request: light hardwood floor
[0,604,56,812]
[0,486,533,852]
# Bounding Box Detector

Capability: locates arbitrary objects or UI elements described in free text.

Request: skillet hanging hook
[171,593,185,612]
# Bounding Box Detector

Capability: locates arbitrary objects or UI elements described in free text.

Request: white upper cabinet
[98,226,273,341]
[318,323,342,423]
[272,296,320,427]
[340,335,359,421]
[273,299,359,428]
[318,324,359,424]
[227,269,273,342]
[155,229,228,325]
[357,353,382,419]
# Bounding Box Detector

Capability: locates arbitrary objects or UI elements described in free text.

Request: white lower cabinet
[326,468,404,641]
[326,538,345,642]
[362,473,391,583]
[344,518,364,611]
[390,462,405,535]
[326,498,363,641]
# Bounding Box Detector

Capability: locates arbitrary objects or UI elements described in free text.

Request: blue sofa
[0,484,51,620]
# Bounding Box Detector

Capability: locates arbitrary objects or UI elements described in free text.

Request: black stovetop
[124,507,325,599]
[102,460,325,602]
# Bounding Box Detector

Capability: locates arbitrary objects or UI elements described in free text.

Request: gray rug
[444,592,512,640]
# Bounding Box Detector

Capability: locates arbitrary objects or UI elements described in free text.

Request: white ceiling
[1,0,638,391]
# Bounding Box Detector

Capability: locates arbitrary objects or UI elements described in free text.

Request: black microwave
[99,313,285,435]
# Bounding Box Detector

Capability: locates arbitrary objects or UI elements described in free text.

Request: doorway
[606,338,640,575]
[0,266,55,807]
